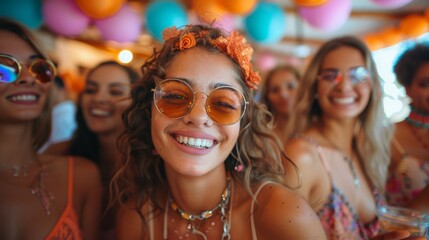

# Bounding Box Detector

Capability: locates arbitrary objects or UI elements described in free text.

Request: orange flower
[179,33,197,50]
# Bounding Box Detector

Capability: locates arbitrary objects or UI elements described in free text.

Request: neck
[406,106,429,129]
[317,119,356,154]
[0,123,36,165]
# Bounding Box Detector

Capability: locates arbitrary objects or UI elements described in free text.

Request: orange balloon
[193,0,226,23]
[363,35,384,51]
[425,8,429,21]
[216,0,257,15]
[399,14,428,38]
[379,27,403,46]
[293,0,328,7]
[75,0,125,19]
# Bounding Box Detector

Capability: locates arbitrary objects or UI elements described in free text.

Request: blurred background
[1,0,428,120]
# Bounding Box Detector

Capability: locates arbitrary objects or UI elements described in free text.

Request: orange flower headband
[162,26,261,90]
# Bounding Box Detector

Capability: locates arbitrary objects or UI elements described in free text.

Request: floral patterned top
[386,138,429,206]
[300,136,382,240]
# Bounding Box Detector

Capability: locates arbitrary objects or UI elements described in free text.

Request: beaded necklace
[406,107,429,129]
[163,178,233,240]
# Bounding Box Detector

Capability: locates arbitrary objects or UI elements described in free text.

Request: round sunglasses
[317,66,370,86]
[0,54,56,84]
[152,79,248,125]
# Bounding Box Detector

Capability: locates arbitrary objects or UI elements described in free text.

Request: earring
[152,149,158,155]
[234,163,244,172]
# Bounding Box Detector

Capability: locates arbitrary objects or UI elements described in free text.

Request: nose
[14,65,35,85]
[280,88,290,98]
[335,72,353,92]
[93,88,110,103]
[182,92,211,126]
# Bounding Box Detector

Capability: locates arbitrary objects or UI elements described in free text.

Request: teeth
[10,94,37,102]
[333,97,355,104]
[175,135,214,149]
[91,109,111,117]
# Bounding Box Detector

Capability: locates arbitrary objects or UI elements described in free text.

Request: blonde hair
[288,36,392,192]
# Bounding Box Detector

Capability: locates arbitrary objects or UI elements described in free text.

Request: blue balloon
[0,0,43,29]
[244,2,286,44]
[146,1,188,42]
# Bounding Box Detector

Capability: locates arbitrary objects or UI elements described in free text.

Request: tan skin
[0,30,102,240]
[390,62,429,212]
[266,69,300,144]
[284,46,424,240]
[116,48,326,240]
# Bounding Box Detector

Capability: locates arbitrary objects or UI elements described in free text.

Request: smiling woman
[110,24,326,240]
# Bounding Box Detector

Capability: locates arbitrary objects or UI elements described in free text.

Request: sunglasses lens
[318,70,340,83]
[350,66,369,84]
[206,87,245,125]
[30,59,55,83]
[155,80,193,118]
[0,56,20,83]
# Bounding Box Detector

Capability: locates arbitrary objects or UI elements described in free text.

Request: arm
[255,184,327,240]
[75,157,103,240]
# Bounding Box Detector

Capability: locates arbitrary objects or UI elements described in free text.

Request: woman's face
[151,48,242,177]
[316,46,373,120]
[406,62,429,113]
[81,64,131,136]
[0,30,50,123]
[266,69,299,117]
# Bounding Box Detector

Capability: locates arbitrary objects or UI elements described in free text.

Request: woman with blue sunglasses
[0,18,102,240]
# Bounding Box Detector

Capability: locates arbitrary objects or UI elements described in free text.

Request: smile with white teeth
[333,97,355,105]
[91,108,111,117]
[175,135,214,149]
[9,94,37,102]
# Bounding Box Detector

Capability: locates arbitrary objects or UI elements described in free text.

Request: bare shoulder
[254,183,326,240]
[284,136,319,166]
[42,140,71,155]
[116,199,148,240]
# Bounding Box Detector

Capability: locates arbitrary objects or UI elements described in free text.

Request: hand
[370,230,427,240]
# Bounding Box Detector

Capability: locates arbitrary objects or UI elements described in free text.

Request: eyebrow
[166,76,236,89]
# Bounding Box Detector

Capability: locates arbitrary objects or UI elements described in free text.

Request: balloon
[213,14,236,33]
[192,0,226,23]
[298,0,352,32]
[256,52,277,71]
[293,0,328,7]
[244,2,286,44]
[379,27,403,46]
[146,1,188,42]
[370,0,413,8]
[43,0,90,36]
[363,35,384,51]
[76,0,124,19]
[217,0,257,15]
[0,0,43,29]
[399,14,428,38]
[95,4,142,43]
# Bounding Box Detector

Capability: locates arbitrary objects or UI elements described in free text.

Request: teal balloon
[146,1,188,42]
[244,2,286,44]
[0,0,43,29]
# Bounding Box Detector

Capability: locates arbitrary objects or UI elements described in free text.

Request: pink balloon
[256,52,277,71]
[43,0,90,36]
[95,4,142,43]
[371,0,413,8]
[298,0,352,31]
[213,14,236,33]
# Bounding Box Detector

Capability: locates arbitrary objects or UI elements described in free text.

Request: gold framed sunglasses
[152,78,248,125]
[0,54,56,84]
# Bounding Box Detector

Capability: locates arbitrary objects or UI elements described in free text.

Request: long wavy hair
[68,61,139,167]
[288,36,393,192]
[0,18,54,151]
[111,25,293,221]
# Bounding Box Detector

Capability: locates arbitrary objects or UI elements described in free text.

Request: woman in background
[45,60,139,239]
[283,36,398,239]
[0,18,101,240]
[386,43,429,212]
[260,65,301,144]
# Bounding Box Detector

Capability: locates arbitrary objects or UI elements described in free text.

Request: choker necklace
[0,163,29,177]
[164,178,233,240]
[406,107,429,129]
[319,130,360,188]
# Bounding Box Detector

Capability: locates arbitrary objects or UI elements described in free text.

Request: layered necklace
[319,129,360,188]
[406,107,429,129]
[164,178,233,240]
